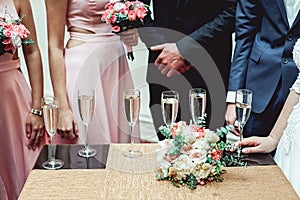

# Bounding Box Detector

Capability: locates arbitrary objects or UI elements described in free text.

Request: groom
[139,0,236,139]
[225,0,300,138]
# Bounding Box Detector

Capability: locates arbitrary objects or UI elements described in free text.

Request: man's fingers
[150,44,166,51]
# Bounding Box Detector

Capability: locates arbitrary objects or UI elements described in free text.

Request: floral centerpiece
[0,9,34,55]
[156,117,245,190]
[101,0,149,60]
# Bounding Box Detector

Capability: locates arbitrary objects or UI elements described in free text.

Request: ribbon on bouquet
[126,45,134,61]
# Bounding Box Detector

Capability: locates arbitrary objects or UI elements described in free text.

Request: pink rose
[128,10,137,21]
[4,44,13,51]
[2,38,11,45]
[112,25,121,33]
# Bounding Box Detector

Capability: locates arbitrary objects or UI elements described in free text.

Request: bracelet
[30,108,43,116]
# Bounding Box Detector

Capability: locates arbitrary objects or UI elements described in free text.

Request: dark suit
[139,0,236,138]
[228,0,299,137]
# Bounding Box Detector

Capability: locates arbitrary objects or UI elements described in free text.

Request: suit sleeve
[177,0,237,58]
[227,0,260,90]
[138,0,167,47]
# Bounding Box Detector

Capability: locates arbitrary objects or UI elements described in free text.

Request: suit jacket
[228,0,300,113]
[140,0,236,88]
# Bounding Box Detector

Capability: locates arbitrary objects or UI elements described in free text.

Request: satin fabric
[0,1,47,199]
[54,0,139,144]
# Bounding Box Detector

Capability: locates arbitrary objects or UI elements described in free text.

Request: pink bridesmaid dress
[0,1,46,199]
[55,0,140,144]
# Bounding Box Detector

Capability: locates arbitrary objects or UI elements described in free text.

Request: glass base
[42,159,64,170]
[78,147,97,158]
[123,148,143,158]
[232,148,249,160]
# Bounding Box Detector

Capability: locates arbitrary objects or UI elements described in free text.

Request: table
[34,144,110,169]
[19,144,299,200]
[34,144,276,169]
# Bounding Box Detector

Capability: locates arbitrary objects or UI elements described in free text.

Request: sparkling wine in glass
[78,88,97,158]
[161,90,179,127]
[123,89,141,158]
[41,96,64,169]
[189,88,206,125]
[235,89,252,158]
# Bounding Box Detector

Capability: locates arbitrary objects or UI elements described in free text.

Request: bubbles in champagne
[43,104,59,136]
[189,93,206,124]
[161,98,179,127]
[235,103,251,127]
[78,95,95,125]
[124,94,140,125]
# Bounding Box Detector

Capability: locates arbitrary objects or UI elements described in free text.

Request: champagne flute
[161,90,179,127]
[41,96,64,169]
[78,88,97,158]
[189,88,206,125]
[235,89,252,158]
[123,89,141,158]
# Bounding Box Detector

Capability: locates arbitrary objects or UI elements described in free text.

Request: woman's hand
[26,113,45,150]
[120,28,139,46]
[238,136,278,154]
[57,109,78,140]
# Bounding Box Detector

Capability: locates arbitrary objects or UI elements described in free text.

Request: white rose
[11,34,22,48]
[113,2,126,11]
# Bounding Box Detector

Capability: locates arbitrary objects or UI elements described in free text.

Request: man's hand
[225,103,239,135]
[150,43,191,77]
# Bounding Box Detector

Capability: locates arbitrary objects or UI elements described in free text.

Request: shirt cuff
[226,91,236,103]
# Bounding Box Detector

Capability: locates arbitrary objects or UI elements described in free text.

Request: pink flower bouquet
[0,9,34,55]
[101,0,149,60]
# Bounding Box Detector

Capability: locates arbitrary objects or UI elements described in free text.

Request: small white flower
[113,2,126,11]
[204,130,219,143]
[11,34,22,48]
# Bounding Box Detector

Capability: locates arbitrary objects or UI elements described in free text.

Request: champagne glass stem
[130,124,134,145]
[237,126,244,158]
[84,124,90,150]
[50,135,55,165]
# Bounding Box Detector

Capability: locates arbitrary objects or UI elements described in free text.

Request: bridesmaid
[0,0,46,199]
[45,0,140,144]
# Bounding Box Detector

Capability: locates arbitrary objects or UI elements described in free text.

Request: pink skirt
[55,32,140,144]
[0,59,47,200]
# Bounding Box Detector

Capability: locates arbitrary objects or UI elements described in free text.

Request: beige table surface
[19,144,299,200]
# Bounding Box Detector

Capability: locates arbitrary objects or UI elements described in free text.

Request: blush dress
[54,0,140,144]
[0,1,46,199]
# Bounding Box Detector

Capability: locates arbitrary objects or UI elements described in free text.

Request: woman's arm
[45,0,78,139]
[17,0,44,150]
[241,90,300,153]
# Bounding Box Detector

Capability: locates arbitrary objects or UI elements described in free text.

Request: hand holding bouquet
[0,9,34,55]
[101,0,149,60]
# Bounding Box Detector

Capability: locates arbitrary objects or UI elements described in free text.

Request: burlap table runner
[19,144,299,199]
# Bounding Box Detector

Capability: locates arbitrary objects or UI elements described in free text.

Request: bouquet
[156,118,245,190]
[101,0,149,60]
[0,9,34,55]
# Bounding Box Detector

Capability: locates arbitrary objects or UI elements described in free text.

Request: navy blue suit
[228,0,300,137]
[139,0,236,138]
